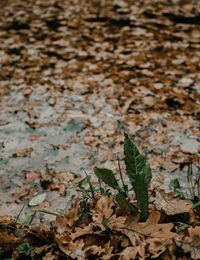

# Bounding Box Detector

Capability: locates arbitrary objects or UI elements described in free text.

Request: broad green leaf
[124,133,152,221]
[169,179,181,191]
[94,167,120,190]
[114,193,135,213]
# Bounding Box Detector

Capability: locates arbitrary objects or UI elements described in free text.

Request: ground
[0,0,200,257]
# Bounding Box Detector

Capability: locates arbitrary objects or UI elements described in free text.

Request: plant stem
[117,155,127,196]
[83,169,95,200]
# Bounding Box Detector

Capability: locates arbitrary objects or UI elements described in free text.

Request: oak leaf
[176,226,200,260]
[154,189,192,215]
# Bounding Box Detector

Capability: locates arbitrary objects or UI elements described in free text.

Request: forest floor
[0,0,200,259]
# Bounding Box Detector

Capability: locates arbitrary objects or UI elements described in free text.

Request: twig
[16,201,27,222]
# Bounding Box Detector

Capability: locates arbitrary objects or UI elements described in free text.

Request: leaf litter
[0,0,200,258]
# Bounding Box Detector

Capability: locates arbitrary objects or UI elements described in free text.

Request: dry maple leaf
[154,189,192,215]
[176,226,200,260]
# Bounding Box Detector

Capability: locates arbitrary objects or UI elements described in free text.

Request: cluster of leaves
[93,133,152,221]
[169,161,200,208]
[0,134,200,259]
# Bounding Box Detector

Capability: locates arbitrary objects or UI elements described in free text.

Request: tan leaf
[12,147,33,157]
[119,246,139,260]
[0,215,16,226]
[92,196,114,229]
[28,223,53,241]
[70,226,93,241]
[0,234,23,251]
[56,199,79,234]
[176,226,200,260]
[117,211,176,258]
[154,189,192,215]
[85,245,105,257]
[56,236,85,258]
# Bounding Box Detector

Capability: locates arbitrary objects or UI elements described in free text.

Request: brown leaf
[28,223,53,241]
[56,237,85,258]
[0,234,23,251]
[117,211,176,258]
[176,226,200,260]
[25,171,40,183]
[154,189,192,215]
[12,147,33,157]
[70,226,94,241]
[56,199,79,234]
[119,246,139,260]
[0,215,16,226]
[92,196,114,230]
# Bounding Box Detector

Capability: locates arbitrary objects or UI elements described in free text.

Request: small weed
[79,133,152,222]
[169,161,200,206]
[17,243,34,257]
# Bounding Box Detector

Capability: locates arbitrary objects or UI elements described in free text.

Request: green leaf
[169,179,181,192]
[94,167,120,191]
[114,193,135,213]
[102,218,109,228]
[17,243,34,256]
[124,133,152,221]
[78,176,91,187]
[192,200,200,208]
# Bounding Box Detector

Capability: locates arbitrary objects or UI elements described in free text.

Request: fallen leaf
[176,226,200,260]
[92,196,114,230]
[117,211,176,258]
[154,189,192,215]
[0,234,23,251]
[56,199,79,234]
[29,193,47,207]
[12,147,33,157]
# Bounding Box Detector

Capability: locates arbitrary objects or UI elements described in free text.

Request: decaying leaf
[154,189,192,215]
[28,223,53,241]
[0,215,16,226]
[12,147,33,157]
[176,226,200,260]
[0,234,23,251]
[29,193,47,207]
[56,199,80,234]
[92,196,114,230]
[117,211,176,258]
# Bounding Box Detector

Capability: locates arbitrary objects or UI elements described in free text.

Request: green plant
[0,246,4,256]
[94,133,152,221]
[124,133,152,221]
[169,161,200,207]
[94,166,135,213]
[169,178,185,199]
[17,243,34,257]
